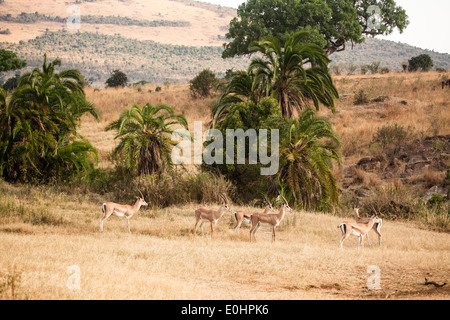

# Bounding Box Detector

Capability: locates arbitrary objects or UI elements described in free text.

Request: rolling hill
[0,0,449,85]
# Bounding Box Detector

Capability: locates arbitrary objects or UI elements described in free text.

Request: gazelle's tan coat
[233,197,274,231]
[338,215,382,248]
[353,208,383,245]
[194,193,231,239]
[249,195,291,243]
[100,192,148,233]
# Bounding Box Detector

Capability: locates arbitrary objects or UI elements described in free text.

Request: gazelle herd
[100,191,383,248]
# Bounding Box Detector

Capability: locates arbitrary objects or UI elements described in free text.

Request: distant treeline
[0,12,190,27]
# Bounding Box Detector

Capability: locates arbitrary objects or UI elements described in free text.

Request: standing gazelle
[233,196,274,231]
[249,194,291,243]
[353,208,383,245]
[338,215,383,249]
[194,193,231,239]
[100,190,148,233]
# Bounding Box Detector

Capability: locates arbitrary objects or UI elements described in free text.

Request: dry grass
[1,72,449,300]
[0,180,449,300]
[79,83,213,168]
[81,71,450,171]
[323,71,450,165]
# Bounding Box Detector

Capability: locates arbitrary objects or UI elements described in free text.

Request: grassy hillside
[330,38,450,71]
[1,0,449,85]
[1,30,250,84]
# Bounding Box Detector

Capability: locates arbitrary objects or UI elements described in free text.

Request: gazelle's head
[371,214,382,224]
[137,190,148,206]
[279,194,292,211]
[218,192,231,212]
[264,195,274,212]
[137,197,148,206]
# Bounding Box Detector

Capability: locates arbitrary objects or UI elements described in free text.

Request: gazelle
[353,208,383,245]
[233,196,274,231]
[249,194,291,243]
[194,192,231,239]
[100,190,148,233]
[338,215,383,249]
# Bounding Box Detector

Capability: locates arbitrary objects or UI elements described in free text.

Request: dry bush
[423,168,445,188]
[352,168,381,189]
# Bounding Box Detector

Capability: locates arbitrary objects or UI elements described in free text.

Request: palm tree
[248,31,339,118]
[12,54,97,136]
[275,108,341,211]
[0,54,99,182]
[106,103,188,176]
[212,69,268,127]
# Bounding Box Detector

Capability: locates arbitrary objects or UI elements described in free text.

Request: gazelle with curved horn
[100,190,148,233]
[249,194,292,243]
[194,192,231,239]
[338,215,383,249]
[233,195,274,231]
[353,208,383,245]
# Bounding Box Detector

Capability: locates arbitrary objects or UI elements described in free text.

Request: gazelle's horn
[264,194,272,206]
[218,192,228,204]
[138,189,144,199]
[279,193,288,205]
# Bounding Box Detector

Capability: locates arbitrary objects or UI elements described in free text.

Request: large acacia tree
[223,0,409,58]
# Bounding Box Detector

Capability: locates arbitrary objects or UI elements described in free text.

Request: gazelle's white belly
[200,217,218,224]
[113,211,127,218]
[350,230,361,236]
[258,221,277,227]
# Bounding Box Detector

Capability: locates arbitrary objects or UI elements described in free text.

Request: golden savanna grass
[1,71,449,300]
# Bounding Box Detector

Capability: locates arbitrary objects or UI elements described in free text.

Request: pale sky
[202,0,450,54]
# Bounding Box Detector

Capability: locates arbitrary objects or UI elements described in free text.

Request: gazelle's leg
[210,221,214,239]
[200,221,204,235]
[194,216,200,237]
[100,211,112,232]
[374,223,382,245]
[340,233,350,249]
[253,223,261,242]
[234,213,242,231]
[272,226,276,243]
[235,220,243,231]
[249,222,258,242]
[126,218,131,233]
[249,220,256,241]
[339,224,350,248]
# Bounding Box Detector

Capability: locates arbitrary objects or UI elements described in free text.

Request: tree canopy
[0,49,27,72]
[408,54,434,72]
[222,0,409,58]
[105,69,128,87]
[0,54,98,182]
[106,103,188,177]
[215,31,338,120]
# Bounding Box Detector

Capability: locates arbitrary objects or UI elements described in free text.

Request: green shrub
[408,54,434,72]
[189,68,218,98]
[427,194,447,208]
